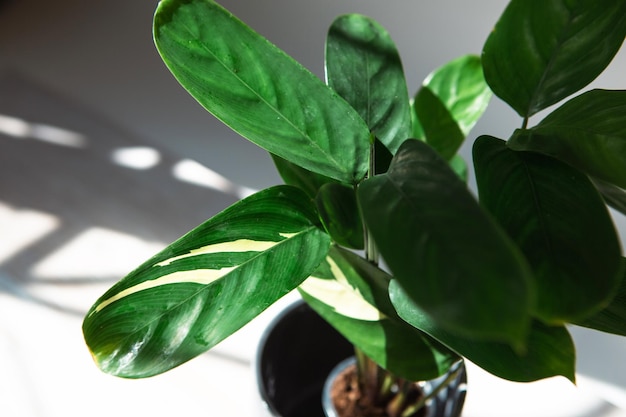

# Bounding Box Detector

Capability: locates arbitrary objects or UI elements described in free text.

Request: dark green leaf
[271,153,337,200]
[154,0,370,183]
[592,177,626,216]
[326,13,411,154]
[575,258,626,336]
[316,183,364,249]
[509,90,626,189]
[412,55,491,160]
[374,138,394,175]
[83,185,330,378]
[358,139,534,345]
[299,246,459,381]
[389,280,576,383]
[482,0,626,117]
[474,136,622,323]
[412,87,464,160]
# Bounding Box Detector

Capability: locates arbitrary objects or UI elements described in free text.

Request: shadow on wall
[0,71,251,315]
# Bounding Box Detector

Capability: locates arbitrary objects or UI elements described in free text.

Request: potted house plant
[82,0,626,416]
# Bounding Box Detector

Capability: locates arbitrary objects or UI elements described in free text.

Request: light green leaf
[389,280,576,383]
[358,139,534,346]
[154,0,370,183]
[509,90,626,189]
[482,0,626,118]
[83,185,330,378]
[326,13,411,154]
[474,136,622,323]
[412,55,491,159]
[299,246,459,381]
[449,154,468,182]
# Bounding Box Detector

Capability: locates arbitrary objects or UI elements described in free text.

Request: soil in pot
[257,301,466,417]
[329,361,427,417]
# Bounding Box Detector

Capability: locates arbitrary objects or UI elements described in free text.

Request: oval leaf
[358,139,534,345]
[316,183,364,249]
[389,280,576,383]
[474,136,622,323]
[591,178,626,216]
[482,0,626,117]
[575,259,626,336]
[412,54,492,159]
[83,185,331,378]
[154,0,370,183]
[271,153,337,200]
[326,13,411,154]
[509,90,626,189]
[299,246,459,381]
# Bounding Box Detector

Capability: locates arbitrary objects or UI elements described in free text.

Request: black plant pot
[255,299,467,417]
[255,300,354,417]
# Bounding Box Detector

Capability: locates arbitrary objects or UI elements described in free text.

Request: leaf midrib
[168,13,349,178]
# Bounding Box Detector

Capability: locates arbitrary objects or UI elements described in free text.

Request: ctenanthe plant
[83,0,626,415]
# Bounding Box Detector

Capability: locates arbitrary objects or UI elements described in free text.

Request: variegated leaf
[83,185,330,378]
[299,246,459,381]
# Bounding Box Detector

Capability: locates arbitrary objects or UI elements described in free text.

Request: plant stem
[364,135,380,266]
[521,116,529,130]
[400,360,464,417]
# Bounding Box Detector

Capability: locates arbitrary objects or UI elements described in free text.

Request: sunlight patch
[172,158,255,198]
[0,114,86,148]
[30,227,164,280]
[111,146,161,170]
[0,202,60,265]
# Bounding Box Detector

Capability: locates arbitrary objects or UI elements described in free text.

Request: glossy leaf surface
[326,13,411,154]
[299,246,459,381]
[154,0,370,183]
[509,90,626,189]
[592,178,626,216]
[575,259,626,336]
[316,183,364,249]
[482,0,626,117]
[389,280,576,383]
[83,186,330,378]
[474,136,622,323]
[358,139,533,345]
[412,55,491,159]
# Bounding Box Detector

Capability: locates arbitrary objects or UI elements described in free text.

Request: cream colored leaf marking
[93,233,299,314]
[300,256,384,321]
[94,268,236,313]
[156,233,297,266]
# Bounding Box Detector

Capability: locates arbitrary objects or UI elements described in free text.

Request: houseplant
[82,0,626,415]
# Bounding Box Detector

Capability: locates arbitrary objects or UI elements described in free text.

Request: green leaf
[358,139,534,345]
[412,55,492,159]
[271,153,337,200]
[389,280,576,383]
[575,259,626,336]
[449,154,468,182]
[482,0,626,118]
[591,178,626,216]
[412,87,464,160]
[299,246,459,381]
[83,185,331,378]
[474,136,622,323]
[509,90,626,189]
[154,0,370,183]
[326,13,411,154]
[315,183,364,249]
